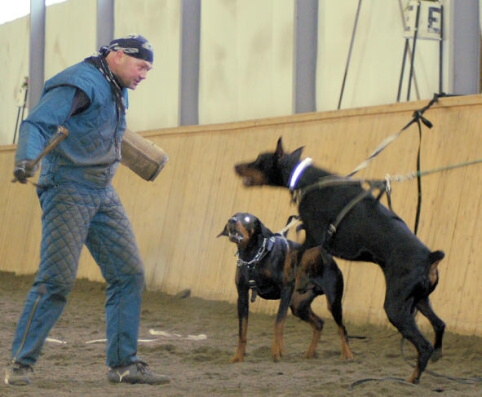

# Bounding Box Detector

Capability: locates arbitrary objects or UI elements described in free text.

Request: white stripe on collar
[289,157,313,190]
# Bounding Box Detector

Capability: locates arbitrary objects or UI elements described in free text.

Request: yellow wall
[1,94,481,336]
[1,0,446,145]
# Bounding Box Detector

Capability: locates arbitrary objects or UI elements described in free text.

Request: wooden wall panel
[1,95,481,336]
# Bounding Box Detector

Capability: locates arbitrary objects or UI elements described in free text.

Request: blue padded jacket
[16,61,129,188]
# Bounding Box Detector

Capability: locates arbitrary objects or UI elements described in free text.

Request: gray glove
[13,160,37,184]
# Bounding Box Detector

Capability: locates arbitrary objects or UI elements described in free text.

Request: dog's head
[217,212,273,249]
[234,137,303,188]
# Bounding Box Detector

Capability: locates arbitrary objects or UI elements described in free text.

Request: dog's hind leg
[326,289,353,360]
[416,297,445,362]
[294,247,319,293]
[384,293,434,383]
[416,252,445,362]
[290,289,323,359]
[290,247,325,358]
[321,255,353,360]
[297,246,353,360]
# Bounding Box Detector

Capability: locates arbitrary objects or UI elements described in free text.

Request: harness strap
[292,178,390,246]
[237,235,286,303]
[326,190,371,241]
[292,176,365,204]
[277,215,302,237]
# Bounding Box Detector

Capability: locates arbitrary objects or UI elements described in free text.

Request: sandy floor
[0,271,480,397]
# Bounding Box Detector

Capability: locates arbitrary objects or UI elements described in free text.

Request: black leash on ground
[349,334,482,391]
[349,376,415,390]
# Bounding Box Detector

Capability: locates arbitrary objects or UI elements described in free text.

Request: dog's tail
[428,250,445,289]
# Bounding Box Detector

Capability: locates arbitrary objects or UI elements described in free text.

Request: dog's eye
[244,215,251,223]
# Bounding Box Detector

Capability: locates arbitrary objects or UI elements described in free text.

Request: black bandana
[108,34,154,64]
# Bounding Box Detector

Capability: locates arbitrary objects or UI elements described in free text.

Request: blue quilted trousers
[11,183,145,368]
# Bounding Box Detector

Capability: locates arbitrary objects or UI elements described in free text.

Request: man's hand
[13,160,37,184]
[12,127,68,184]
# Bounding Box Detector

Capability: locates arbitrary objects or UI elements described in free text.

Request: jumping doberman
[218,212,353,363]
[234,138,445,384]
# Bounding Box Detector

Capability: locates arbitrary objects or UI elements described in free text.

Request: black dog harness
[289,161,391,246]
[236,235,289,302]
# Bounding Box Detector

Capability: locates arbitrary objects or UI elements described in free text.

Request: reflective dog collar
[289,158,313,190]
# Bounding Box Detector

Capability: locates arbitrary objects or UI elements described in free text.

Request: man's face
[114,51,152,90]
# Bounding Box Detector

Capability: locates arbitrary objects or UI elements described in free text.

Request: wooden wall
[1,95,481,336]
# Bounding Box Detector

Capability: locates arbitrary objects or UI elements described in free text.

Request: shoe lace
[135,361,150,374]
[13,363,33,373]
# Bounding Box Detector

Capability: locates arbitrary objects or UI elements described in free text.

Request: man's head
[105,34,153,90]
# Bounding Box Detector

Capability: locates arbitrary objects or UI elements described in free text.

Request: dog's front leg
[231,284,250,363]
[272,286,294,362]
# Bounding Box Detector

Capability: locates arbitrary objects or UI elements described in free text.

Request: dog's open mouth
[228,231,244,243]
[234,165,257,187]
[242,177,254,186]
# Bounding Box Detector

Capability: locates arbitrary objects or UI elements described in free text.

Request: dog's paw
[430,348,442,362]
[271,348,282,362]
[341,351,354,360]
[230,355,244,363]
[303,351,318,359]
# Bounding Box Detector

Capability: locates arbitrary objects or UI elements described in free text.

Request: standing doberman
[218,213,352,363]
[234,138,445,384]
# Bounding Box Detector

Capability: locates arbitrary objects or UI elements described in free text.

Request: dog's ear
[290,146,304,163]
[217,225,229,238]
[259,222,274,238]
[275,137,284,157]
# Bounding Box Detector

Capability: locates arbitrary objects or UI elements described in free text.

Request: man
[4,34,170,386]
